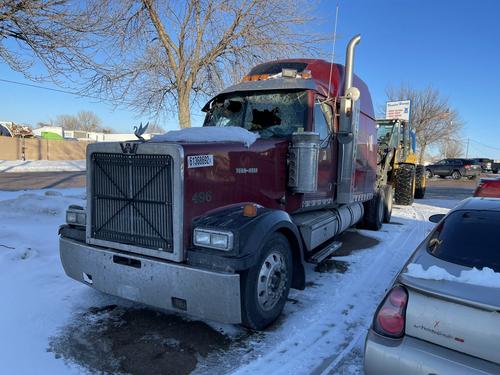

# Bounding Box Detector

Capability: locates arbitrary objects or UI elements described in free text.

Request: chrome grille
[90,152,173,252]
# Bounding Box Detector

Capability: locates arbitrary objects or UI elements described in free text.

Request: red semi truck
[59,35,390,329]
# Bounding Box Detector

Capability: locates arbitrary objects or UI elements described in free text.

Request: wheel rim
[453,171,460,179]
[257,251,287,311]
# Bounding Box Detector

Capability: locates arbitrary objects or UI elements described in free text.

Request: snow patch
[405,263,500,288]
[151,126,259,147]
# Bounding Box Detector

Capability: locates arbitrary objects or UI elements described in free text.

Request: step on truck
[59,35,391,329]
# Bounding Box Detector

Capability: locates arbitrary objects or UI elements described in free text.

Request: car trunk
[401,274,500,365]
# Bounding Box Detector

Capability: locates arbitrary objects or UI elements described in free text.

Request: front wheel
[240,233,292,330]
[426,169,433,179]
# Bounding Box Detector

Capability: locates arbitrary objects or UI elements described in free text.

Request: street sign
[386,100,411,121]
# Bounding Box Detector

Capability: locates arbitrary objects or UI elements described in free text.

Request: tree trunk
[177,92,191,128]
[418,144,427,165]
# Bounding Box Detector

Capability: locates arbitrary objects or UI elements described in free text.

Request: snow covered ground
[0,188,457,375]
[0,160,85,173]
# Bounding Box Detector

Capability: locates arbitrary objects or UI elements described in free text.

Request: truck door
[314,97,335,198]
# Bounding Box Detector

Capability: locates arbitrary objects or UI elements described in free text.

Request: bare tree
[0,0,102,79]
[438,137,464,159]
[83,0,322,128]
[145,123,166,134]
[54,111,110,132]
[386,85,463,164]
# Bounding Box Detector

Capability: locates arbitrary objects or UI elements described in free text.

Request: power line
[0,77,105,102]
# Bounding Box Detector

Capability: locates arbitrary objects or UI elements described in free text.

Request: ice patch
[151,126,259,147]
[405,263,500,288]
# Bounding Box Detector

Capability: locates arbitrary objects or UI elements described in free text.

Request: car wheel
[240,233,292,330]
[452,170,461,180]
[426,169,433,178]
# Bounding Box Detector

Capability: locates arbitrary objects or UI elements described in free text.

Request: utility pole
[465,138,470,158]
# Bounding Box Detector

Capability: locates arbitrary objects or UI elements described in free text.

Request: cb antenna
[327,3,340,100]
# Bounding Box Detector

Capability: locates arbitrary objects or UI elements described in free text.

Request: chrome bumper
[364,330,500,375]
[60,237,242,324]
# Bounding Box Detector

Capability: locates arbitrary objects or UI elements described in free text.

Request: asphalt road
[0,171,86,190]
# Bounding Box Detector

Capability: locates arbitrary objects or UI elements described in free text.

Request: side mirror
[429,214,445,223]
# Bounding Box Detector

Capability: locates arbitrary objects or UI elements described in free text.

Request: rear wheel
[362,189,384,230]
[452,170,461,180]
[382,185,393,223]
[240,233,292,330]
[414,165,426,199]
[394,164,416,205]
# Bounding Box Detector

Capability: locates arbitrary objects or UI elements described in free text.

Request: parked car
[425,158,481,180]
[493,160,500,174]
[473,177,500,197]
[472,158,493,172]
[364,197,500,375]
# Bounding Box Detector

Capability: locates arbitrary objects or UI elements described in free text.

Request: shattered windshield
[204,91,308,139]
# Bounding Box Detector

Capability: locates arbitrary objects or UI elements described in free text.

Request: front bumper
[364,330,500,375]
[60,237,242,324]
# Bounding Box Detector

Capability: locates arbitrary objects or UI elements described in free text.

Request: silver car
[364,197,500,375]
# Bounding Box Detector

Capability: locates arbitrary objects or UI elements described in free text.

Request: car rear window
[427,210,500,272]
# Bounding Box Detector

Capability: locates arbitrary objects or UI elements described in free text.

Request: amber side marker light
[243,204,258,217]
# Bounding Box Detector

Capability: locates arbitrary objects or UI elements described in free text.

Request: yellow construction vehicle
[376,119,426,213]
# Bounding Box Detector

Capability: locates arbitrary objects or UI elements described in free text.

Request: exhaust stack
[337,35,363,205]
[344,34,361,96]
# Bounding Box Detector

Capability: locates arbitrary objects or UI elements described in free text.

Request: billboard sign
[386,100,411,121]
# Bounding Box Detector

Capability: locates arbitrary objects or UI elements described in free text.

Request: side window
[314,99,332,141]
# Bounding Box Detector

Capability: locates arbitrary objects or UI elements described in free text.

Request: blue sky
[1,0,499,158]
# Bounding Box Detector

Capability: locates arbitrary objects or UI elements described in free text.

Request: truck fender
[239,210,306,290]
[191,205,306,290]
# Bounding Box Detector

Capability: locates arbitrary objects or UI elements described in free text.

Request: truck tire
[240,233,292,330]
[394,164,416,205]
[414,165,426,199]
[383,185,393,223]
[362,189,384,231]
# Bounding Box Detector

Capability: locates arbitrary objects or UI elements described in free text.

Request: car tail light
[373,286,408,338]
[464,164,471,169]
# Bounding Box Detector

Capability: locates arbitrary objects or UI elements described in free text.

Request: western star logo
[120,142,138,154]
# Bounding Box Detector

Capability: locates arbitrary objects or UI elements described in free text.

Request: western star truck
[59,35,392,329]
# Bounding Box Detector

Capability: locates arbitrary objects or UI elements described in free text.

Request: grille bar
[91,153,174,252]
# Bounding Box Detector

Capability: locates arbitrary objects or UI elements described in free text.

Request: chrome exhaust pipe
[344,34,361,96]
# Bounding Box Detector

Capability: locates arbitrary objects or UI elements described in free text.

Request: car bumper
[364,330,500,375]
[463,169,480,177]
[60,237,242,324]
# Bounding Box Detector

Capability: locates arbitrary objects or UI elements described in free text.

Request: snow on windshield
[204,91,308,139]
[405,263,500,288]
[150,126,259,147]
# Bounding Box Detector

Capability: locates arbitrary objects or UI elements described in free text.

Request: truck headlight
[66,205,86,226]
[193,228,233,251]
